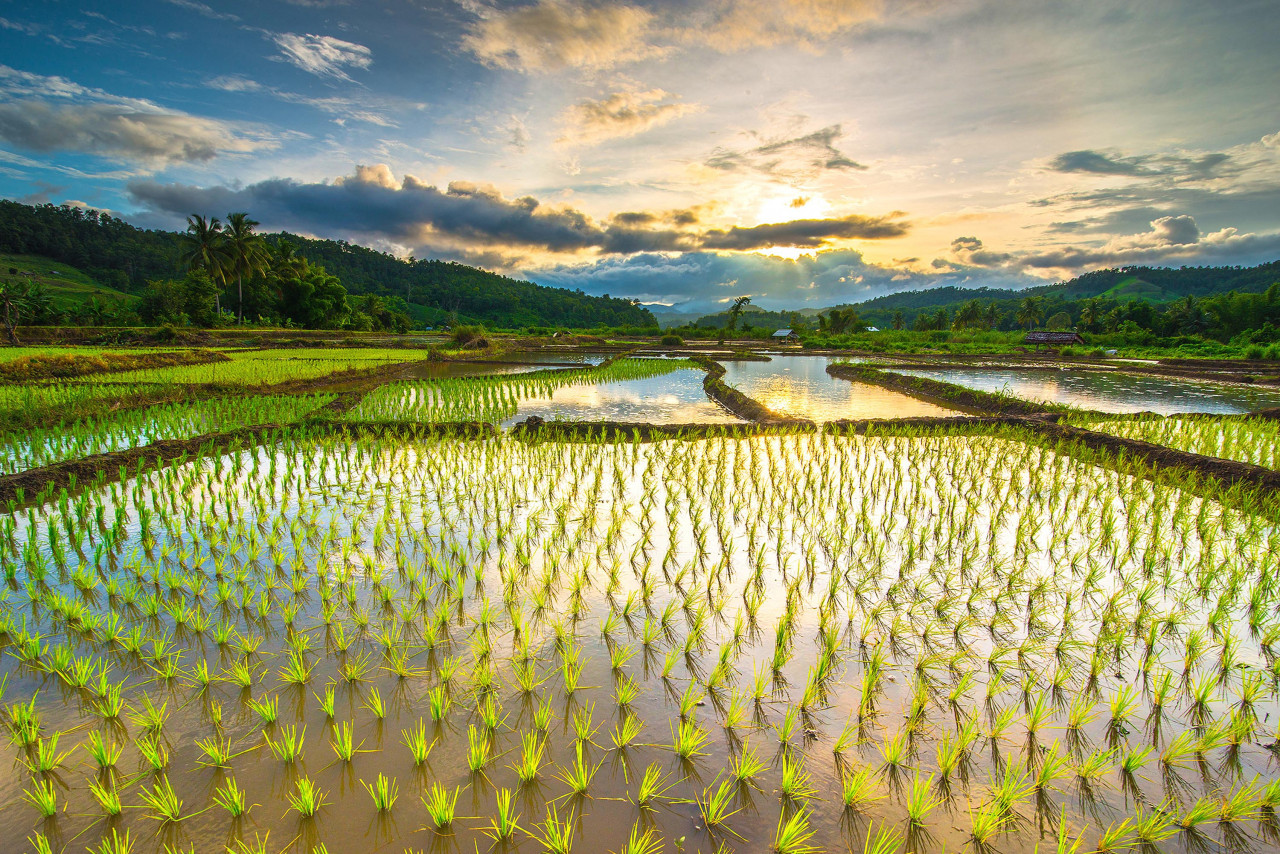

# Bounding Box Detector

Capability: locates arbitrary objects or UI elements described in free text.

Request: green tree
[891,309,905,331]
[0,279,52,344]
[721,295,751,343]
[223,212,269,324]
[1016,297,1043,330]
[179,214,228,316]
[952,299,984,330]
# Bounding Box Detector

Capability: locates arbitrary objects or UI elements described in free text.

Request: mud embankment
[0,349,230,383]
[688,354,815,427]
[825,362,1062,418]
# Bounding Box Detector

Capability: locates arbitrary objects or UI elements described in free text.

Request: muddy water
[896,367,1280,414]
[721,356,957,421]
[501,368,742,426]
[0,434,1276,854]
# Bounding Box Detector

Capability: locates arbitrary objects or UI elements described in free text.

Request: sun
[753,192,831,225]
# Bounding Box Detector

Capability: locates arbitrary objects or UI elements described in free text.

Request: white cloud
[271,33,372,81]
[557,89,700,147]
[464,0,661,72]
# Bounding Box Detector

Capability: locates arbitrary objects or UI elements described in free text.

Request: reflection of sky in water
[722,356,957,420]
[503,368,742,425]
[897,368,1280,414]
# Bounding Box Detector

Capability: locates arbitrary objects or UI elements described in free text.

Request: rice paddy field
[1,346,1278,854]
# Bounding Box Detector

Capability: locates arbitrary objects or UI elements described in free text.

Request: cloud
[271,33,372,81]
[954,215,1280,273]
[693,0,885,53]
[0,66,274,167]
[530,246,1042,315]
[463,0,660,72]
[1046,147,1234,180]
[557,89,700,146]
[163,0,240,22]
[203,74,422,127]
[697,213,908,249]
[705,124,865,183]
[127,164,910,260]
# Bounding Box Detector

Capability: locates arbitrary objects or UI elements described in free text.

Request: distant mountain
[820,261,1280,327]
[0,200,656,329]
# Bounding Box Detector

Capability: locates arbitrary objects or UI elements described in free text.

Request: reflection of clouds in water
[506,369,741,425]
[901,369,1280,415]
[723,356,955,421]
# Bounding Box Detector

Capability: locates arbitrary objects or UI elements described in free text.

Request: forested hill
[849,262,1280,317]
[0,200,655,328]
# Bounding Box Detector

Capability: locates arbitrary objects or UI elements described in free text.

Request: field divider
[688,354,816,427]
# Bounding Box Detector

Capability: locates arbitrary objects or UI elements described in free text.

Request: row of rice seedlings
[0,393,335,475]
[92,347,436,386]
[1074,413,1280,470]
[347,357,698,423]
[0,428,1276,853]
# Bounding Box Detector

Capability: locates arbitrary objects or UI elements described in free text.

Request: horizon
[1,0,1278,315]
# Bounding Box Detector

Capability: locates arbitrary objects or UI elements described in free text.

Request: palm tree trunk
[237,274,243,324]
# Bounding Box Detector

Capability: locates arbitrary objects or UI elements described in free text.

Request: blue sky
[1,0,1278,315]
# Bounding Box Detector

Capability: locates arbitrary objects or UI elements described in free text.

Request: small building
[865,326,880,333]
[772,328,799,343]
[1024,331,1084,348]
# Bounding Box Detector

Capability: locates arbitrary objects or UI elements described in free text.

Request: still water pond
[895,367,1280,414]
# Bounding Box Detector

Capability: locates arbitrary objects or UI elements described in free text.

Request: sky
[1,0,1278,317]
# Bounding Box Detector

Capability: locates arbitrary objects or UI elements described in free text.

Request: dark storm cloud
[128,166,909,256]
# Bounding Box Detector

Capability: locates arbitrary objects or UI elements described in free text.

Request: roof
[1024,331,1084,345]
[772,328,795,337]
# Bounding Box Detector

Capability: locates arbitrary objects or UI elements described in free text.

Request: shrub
[660,334,683,346]
[1244,344,1265,360]
[453,325,487,347]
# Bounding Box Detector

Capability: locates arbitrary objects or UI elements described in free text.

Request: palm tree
[1016,296,1043,330]
[179,214,228,315]
[223,212,268,323]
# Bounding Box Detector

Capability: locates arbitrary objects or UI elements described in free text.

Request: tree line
[0,200,656,330]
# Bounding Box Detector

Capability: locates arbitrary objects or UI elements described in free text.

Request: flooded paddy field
[721,357,956,421]
[0,345,1277,854]
[892,368,1280,415]
[1,430,1277,854]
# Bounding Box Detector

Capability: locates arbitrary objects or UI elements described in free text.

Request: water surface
[502,367,741,425]
[722,355,958,420]
[895,367,1280,414]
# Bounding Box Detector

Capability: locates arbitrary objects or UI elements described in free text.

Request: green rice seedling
[863,823,905,854]
[556,741,602,796]
[485,788,521,842]
[698,777,742,830]
[771,807,818,854]
[278,651,313,685]
[780,754,816,803]
[611,713,643,749]
[89,778,123,817]
[313,682,337,719]
[132,695,170,734]
[212,778,251,817]
[466,725,490,773]
[428,685,450,721]
[613,824,662,854]
[840,763,881,811]
[968,800,1008,849]
[194,735,245,767]
[86,730,122,769]
[904,773,942,826]
[139,776,184,822]
[634,762,675,809]
[361,773,400,811]
[512,731,546,785]
[286,777,325,818]
[29,731,73,772]
[571,702,599,745]
[1132,801,1177,849]
[672,718,709,760]
[23,777,58,818]
[247,695,278,725]
[531,804,575,854]
[90,828,133,854]
[6,695,42,747]
[422,783,459,830]
[137,735,169,771]
[363,686,386,719]
[265,724,305,762]
[1095,818,1135,853]
[534,695,555,731]
[402,720,433,765]
[1218,784,1262,823]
